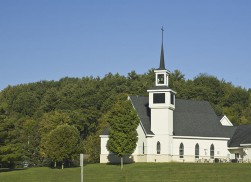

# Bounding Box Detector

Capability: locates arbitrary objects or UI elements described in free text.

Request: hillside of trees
[0,69,250,167]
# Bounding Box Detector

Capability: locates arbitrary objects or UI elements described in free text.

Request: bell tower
[147,27,176,135]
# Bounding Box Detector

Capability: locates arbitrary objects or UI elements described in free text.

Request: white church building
[100,32,251,163]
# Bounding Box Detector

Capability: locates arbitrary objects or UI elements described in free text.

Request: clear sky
[1,0,251,91]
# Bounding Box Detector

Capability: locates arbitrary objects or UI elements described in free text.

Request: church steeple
[154,27,169,87]
[147,27,176,136]
[159,26,165,70]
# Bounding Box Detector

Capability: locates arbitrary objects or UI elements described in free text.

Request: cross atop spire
[159,26,165,70]
[161,26,164,43]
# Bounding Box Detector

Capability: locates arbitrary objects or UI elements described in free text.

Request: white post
[80,154,84,182]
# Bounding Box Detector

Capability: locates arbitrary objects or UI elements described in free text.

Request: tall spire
[159,26,165,70]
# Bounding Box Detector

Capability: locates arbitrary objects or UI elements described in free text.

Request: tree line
[0,69,250,167]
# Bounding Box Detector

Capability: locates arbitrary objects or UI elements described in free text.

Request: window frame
[153,93,165,104]
[170,93,174,105]
[157,74,165,84]
[157,141,161,154]
[143,142,145,154]
[210,144,214,159]
[195,143,199,159]
[179,143,184,158]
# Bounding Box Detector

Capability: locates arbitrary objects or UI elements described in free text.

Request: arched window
[210,144,214,159]
[157,141,161,154]
[195,143,199,158]
[179,143,184,158]
[143,142,145,154]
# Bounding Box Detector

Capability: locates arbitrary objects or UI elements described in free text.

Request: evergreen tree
[0,115,24,168]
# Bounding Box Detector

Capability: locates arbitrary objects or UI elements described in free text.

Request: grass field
[1,163,251,182]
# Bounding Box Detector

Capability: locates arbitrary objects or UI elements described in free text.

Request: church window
[143,142,145,154]
[179,143,184,158]
[157,141,161,154]
[195,143,199,158]
[157,74,164,84]
[153,93,165,103]
[235,153,239,159]
[210,144,214,159]
[170,93,174,105]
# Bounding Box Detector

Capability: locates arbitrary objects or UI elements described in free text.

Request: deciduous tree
[44,124,81,169]
[106,97,139,169]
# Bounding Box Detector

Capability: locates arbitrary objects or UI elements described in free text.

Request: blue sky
[1,0,251,91]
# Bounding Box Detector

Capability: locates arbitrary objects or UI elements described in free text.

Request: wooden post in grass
[80,154,84,182]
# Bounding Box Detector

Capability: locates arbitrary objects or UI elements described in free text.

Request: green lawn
[1,163,251,182]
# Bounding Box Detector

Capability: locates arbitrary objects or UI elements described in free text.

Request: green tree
[83,133,100,163]
[12,92,40,116]
[40,87,60,112]
[44,124,81,169]
[38,111,72,160]
[0,115,24,168]
[106,98,139,169]
[21,118,41,166]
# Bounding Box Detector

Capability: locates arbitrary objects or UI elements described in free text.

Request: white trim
[146,134,155,137]
[240,144,251,147]
[99,135,109,138]
[220,115,233,126]
[148,105,174,109]
[228,147,243,149]
[173,135,230,140]
[154,69,169,73]
[147,89,177,94]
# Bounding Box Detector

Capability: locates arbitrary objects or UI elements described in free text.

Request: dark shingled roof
[173,99,237,138]
[228,124,251,147]
[101,127,109,135]
[130,96,154,135]
[129,96,237,138]
[218,115,224,121]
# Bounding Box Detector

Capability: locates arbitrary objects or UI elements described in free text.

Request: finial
[161,26,164,44]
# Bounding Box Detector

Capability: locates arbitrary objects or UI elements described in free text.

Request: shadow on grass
[50,164,89,169]
[106,154,135,165]
[0,168,26,173]
[106,162,135,167]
